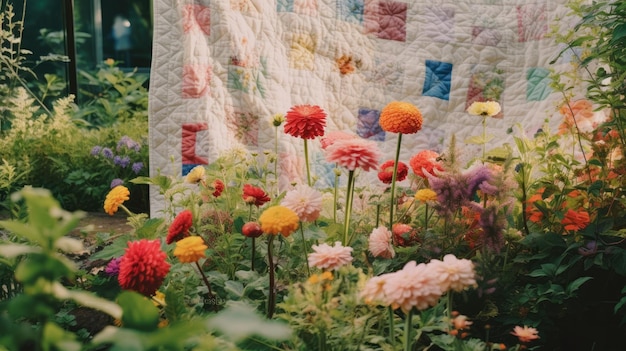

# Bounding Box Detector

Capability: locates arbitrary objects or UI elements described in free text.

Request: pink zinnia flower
[383,261,444,312]
[308,241,353,271]
[360,275,390,306]
[281,184,323,222]
[325,138,381,172]
[320,131,358,149]
[409,150,443,179]
[378,160,408,184]
[428,254,477,292]
[118,239,170,296]
[368,226,395,258]
[284,104,327,139]
[511,325,540,343]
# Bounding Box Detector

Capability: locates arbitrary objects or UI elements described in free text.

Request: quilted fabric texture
[149,0,574,216]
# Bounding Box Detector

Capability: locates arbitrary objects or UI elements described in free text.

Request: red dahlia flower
[118,239,170,296]
[242,184,271,207]
[212,179,225,197]
[284,104,327,139]
[378,160,408,184]
[167,210,193,244]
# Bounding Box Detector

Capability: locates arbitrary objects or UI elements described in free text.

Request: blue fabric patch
[422,60,453,101]
[338,0,364,24]
[357,108,385,141]
[526,67,551,101]
[277,0,293,12]
[182,163,201,176]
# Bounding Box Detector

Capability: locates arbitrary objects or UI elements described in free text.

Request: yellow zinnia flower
[258,205,299,237]
[173,236,208,263]
[185,165,206,184]
[415,189,437,203]
[379,101,423,134]
[466,101,501,117]
[103,186,130,215]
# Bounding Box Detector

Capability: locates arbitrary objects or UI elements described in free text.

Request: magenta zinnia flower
[105,257,122,276]
[308,241,353,270]
[284,104,327,139]
[325,138,381,171]
[118,239,170,296]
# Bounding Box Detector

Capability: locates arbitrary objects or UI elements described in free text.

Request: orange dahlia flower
[379,101,423,134]
[561,209,591,232]
[104,185,130,215]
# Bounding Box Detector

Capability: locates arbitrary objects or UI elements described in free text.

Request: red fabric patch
[182,123,208,165]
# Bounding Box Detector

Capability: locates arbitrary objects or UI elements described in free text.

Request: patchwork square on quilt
[338,0,365,24]
[289,33,317,70]
[364,0,407,42]
[357,108,385,141]
[225,109,259,146]
[182,64,211,99]
[182,123,209,175]
[182,4,210,36]
[277,0,318,15]
[517,4,547,42]
[227,58,268,98]
[526,67,552,101]
[466,66,505,118]
[423,60,453,101]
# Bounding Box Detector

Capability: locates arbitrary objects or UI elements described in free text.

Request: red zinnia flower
[392,223,419,247]
[325,138,381,172]
[409,150,444,179]
[118,239,170,296]
[284,104,327,139]
[167,210,193,244]
[212,179,225,197]
[242,184,271,207]
[378,160,408,184]
[561,209,591,232]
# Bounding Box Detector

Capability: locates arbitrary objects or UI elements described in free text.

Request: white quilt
[149,0,576,216]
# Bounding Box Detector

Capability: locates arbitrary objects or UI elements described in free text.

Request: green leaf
[224,280,244,299]
[0,243,41,258]
[117,291,160,332]
[207,302,291,342]
[566,277,593,296]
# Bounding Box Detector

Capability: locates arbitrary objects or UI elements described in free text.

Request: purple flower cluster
[427,164,495,217]
[105,257,122,276]
[117,136,141,152]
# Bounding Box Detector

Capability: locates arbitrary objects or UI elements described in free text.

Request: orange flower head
[379,101,423,134]
[410,150,444,179]
[259,205,299,237]
[173,236,208,263]
[284,104,327,139]
[561,209,591,232]
[511,325,540,343]
[104,185,130,216]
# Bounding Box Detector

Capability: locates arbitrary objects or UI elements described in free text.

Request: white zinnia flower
[281,184,323,222]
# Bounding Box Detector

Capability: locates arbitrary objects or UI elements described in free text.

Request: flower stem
[404,309,413,351]
[304,139,312,186]
[300,225,311,276]
[333,165,339,223]
[388,306,395,345]
[195,261,217,312]
[482,116,487,164]
[251,237,256,271]
[389,133,403,232]
[446,291,453,322]
[343,170,355,246]
[267,235,276,318]
[424,204,429,232]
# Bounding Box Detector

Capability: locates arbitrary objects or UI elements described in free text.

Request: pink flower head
[378,160,409,184]
[325,138,381,172]
[360,275,390,306]
[428,254,477,292]
[280,184,323,222]
[284,104,327,139]
[368,226,395,258]
[511,325,540,343]
[409,150,443,179]
[320,131,358,149]
[308,241,353,271]
[383,261,444,312]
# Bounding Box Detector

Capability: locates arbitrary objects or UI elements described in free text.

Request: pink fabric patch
[364,0,407,42]
[516,4,547,42]
[182,123,209,165]
[182,4,211,36]
[182,64,211,99]
[226,110,259,146]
